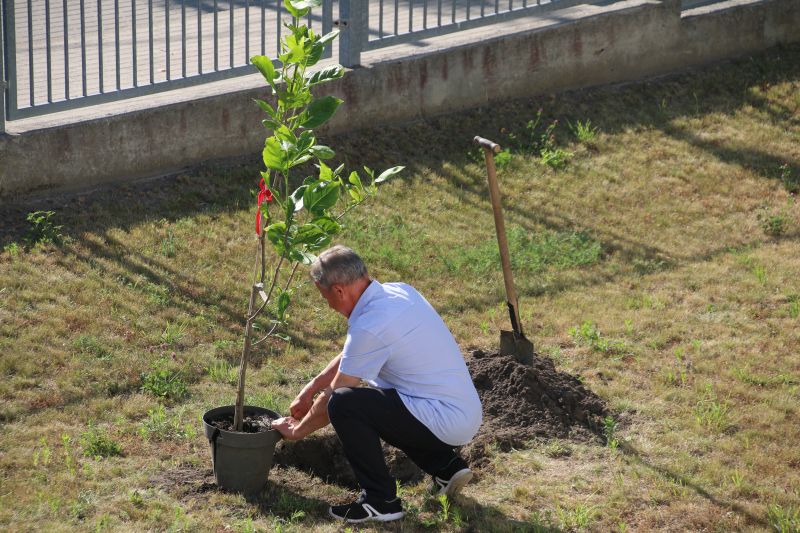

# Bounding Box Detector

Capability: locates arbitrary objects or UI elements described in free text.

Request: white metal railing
[2,0,586,131]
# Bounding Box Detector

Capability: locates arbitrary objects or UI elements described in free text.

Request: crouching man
[272,245,482,523]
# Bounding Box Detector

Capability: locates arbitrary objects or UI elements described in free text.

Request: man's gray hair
[310,245,368,288]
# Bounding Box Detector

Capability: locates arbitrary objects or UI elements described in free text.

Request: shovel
[474,136,534,365]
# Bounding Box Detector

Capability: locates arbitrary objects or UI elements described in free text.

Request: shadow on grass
[617,441,771,529]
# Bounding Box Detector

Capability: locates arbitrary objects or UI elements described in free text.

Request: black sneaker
[430,457,473,497]
[329,491,404,523]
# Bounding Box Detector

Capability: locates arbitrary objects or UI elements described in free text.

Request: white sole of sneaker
[328,507,405,523]
[436,468,473,497]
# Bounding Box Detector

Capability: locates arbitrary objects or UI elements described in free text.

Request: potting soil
[208,413,275,433]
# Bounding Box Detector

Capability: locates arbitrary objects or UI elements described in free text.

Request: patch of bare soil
[275,350,609,486]
[151,464,218,497]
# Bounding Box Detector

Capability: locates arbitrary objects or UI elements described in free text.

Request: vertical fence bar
[275,0,281,53]
[27,0,33,105]
[466,0,471,21]
[260,0,265,55]
[81,0,86,95]
[98,0,104,93]
[63,0,69,99]
[229,0,234,67]
[245,0,249,63]
[213,0,218,71]
[115,0,121,90]
[0,0,12,128]
[322,0,332,54]
[165,0,170,80]
[393,0,398,36]
[451,0,455,23]
[197,0,201,73]
[148,0,153,83]
[46,0,52,102]
[480,0,485,18]
[378,0,383,38]
[495,0,499,14]
[437,0,441,27]
[339,0,367,67]
[408,0,412,32]
[181,0,186,78]
[132,0,137,87]
[423,0,427,29]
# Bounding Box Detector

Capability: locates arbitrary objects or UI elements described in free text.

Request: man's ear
[331,284,345,298]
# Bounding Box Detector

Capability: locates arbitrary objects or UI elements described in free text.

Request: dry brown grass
[1,43,799,531]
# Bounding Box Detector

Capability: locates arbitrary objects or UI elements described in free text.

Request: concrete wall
[1,0,798,199]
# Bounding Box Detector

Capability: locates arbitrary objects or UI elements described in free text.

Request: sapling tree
[233,0,403,430]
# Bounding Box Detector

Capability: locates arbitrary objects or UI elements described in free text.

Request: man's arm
[289,354,342,419]
[273,370,361,441]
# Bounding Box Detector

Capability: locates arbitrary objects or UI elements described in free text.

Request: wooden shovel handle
[474,136,524,337]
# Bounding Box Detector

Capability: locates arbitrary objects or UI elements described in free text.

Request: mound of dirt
[274,350,609,486]
[462,349,608,468]
[207,413,275,433]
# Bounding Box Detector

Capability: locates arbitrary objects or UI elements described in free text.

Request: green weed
[767,503,799,533]
[693,384,731,432]
[778,163,800,194]
[72,335,112,360]
[603,416,619,450]
[24,210,64,248]
[139,405,195,441]
[140,361,189,401]
[160,320,188,346]
[569,321,626,356]
[569,119,599,144]
[3,242,20,256]
[80,423,122,459]
[206,359,238,385]
[557,503,595,530]
[160,229,177,258]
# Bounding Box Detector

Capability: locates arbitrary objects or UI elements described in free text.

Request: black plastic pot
[202,405,281,495]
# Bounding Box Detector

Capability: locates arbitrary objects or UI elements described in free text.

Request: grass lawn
[1,43,799,532]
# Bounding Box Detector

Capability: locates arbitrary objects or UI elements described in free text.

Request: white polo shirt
[338,280,482,446]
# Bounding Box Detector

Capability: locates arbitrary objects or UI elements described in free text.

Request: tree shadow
[616,440,771,530]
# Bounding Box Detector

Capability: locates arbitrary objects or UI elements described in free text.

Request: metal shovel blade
[500,329,534,365]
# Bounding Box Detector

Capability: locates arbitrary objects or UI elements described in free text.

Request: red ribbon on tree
[255,177,274,235]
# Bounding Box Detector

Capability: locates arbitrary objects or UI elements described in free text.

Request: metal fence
[1,0,581,130]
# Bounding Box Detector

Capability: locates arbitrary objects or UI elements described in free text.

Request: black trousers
[327,387,460,501]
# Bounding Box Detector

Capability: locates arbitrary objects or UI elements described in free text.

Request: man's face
[316,282,349,317]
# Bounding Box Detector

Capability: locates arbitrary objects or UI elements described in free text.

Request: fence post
[1,0,15,133]
[0,0,7,134]
[338,0,368,68]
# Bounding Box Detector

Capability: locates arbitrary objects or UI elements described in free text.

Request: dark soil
[208,413,275,433]
[275,349,609,486]
[462,349,609,468]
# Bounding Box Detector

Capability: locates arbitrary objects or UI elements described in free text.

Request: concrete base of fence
[1,0,799,199]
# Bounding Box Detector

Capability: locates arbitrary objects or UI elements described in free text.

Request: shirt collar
[348,279,380,325]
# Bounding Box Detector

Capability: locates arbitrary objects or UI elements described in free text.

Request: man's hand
[272,416,306,441]
[289,388,315,419]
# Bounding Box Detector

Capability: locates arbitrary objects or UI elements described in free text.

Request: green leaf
[290,185,307,211]
[375,166,404,183]
[263,137,288,172]
[303,180,341,215]
[348,170,364,189]
[272,332,291,342]
[300,96,343,129]
[310,145,335,160]
[266,222,288,249]
[317,30,340,48]
[254,99,276,116]
[312,216,342,235]
[290,0,322,11]
[298,251,317,265]
[277,290,291,321]
[306,65,345,86]
[319,162,333,182]
[294,223,331,250]
[283,0,309,19]
[251,56,278,85]
[262,118,281,131]
[296,131,316,153]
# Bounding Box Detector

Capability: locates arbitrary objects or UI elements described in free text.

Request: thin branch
[251,322,282,346]
[249,254,285,321]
